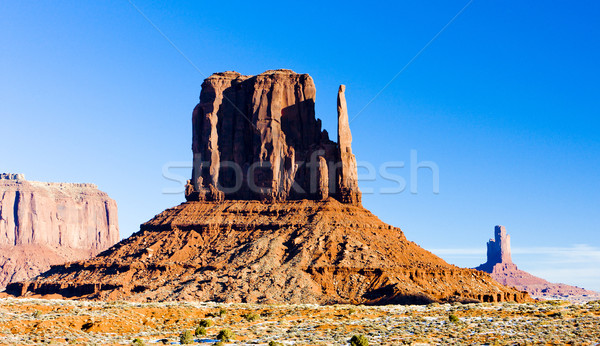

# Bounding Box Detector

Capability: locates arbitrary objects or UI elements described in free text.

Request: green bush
[132,338,145,346]
[213,342,224,346]
[198,319,213,327]
[179,330,194,344]
[195,326,207,336]
[350,334,369,346]
[268,342,284,346]
[449,314,460,323]
[243,312,260,322]
[217,328,234,341]
[218,308,227,317]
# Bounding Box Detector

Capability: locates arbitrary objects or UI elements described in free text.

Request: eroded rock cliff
[186,69,361,204]
[0,174,119,288]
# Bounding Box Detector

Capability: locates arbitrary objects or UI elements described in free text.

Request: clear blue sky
[2,1,599,290]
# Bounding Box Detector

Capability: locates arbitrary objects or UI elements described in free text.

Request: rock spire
[475,225,599,301]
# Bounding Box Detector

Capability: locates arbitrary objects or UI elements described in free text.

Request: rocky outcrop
[186,69,361,205]
[476,225,600,301]
[5,70,529,304]
[0,174,119,288]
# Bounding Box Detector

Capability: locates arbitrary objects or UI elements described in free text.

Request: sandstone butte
[6,70,529,304]
[0,173,119,288]
[476,225,600,300]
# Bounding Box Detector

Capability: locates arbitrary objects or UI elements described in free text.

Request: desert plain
[0,298,599,345]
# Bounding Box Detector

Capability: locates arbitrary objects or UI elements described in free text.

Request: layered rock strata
[0,174,119,288]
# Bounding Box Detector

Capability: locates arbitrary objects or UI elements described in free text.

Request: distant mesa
[476,225,600,302]
[0,174,119,289]
[6,70,528,304]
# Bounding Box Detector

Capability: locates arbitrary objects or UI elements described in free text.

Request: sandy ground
[0,298,598,345]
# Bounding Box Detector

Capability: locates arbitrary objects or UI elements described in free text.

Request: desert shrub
[217,328,234,341]
[218,308,227,317]
[449,314,460,323]
[350,334,369,346]
[32,310,42,318]
[198,319,213,327]
[179,330,194,344]
[132,338,145,346]
[268,342,284,346]
[243,312,260,322]
[195,326,207,336]
[81,321,94,332]
[213,342,224,346]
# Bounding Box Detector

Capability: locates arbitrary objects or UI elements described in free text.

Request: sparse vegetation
[2,298,600,345]
[217,328,234,341]
[198,319,213,327]
[195,326,207,336]
[81,321,94,332]
[179,330,194,344]
[449,314,460,323]
[350,334,369,346]
[132,338,145,346]
[218,308,227,317]
[243,312,260,322]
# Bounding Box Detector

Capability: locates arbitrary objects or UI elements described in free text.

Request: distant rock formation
[0,174,119,288]
[476,225,600,301]
[185,69,361,205]
[476,225,512,272]
[6,70,528,304]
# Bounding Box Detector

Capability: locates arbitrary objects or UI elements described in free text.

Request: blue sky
[1,1,599,290]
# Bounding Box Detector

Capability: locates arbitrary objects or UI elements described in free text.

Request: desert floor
[0,298,598,345]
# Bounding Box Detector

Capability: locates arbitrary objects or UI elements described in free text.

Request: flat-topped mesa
[0,173,25,181]
[185,69,361,204]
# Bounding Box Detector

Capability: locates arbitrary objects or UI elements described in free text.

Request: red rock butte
[185,69,360,205]
[6,70,529,304]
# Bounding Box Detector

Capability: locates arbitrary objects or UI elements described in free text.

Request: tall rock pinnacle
[476,225,512,272]
[185,70,361,205]
[489,225,512,264]
[336,85,361,204]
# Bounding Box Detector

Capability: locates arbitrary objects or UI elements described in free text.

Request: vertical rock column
[336,85,361,205]
[494,225,512,263]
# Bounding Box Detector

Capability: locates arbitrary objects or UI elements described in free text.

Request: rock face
[0,174,119,288]
[476,225,600,301]
[6,70,529,304]
[186,70,361,205]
